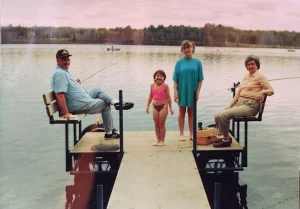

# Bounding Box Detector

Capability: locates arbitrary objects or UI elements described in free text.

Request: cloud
[1,0,300,31]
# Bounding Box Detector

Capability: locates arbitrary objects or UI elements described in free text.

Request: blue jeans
[73,87,116,133]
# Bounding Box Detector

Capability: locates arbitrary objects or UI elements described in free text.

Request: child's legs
[178,106,186,135]
[187,107,193,138]
[158,107,168,142]
[152,108,160,141]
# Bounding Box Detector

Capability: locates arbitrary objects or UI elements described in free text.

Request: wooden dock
[75,131,210,209]
[70,131,243,208]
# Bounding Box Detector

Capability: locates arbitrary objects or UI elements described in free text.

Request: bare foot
[178,135,186,141]
[157,141,164,146]
[153,141,159,146]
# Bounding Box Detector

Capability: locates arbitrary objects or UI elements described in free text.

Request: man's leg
[88,87,134,110]
[88,87,117,105]
[74,99,115,133]
[101,105,114,134]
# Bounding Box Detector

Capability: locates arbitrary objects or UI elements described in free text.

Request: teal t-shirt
[172,58,204,107]
[51,66,92,112]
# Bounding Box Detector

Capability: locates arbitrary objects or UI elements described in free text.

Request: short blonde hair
[180,40,195,53]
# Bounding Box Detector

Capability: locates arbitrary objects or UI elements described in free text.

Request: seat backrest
[43,91,60,122]
[257,95,267,120]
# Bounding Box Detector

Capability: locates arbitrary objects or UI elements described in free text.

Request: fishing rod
[229,76,300,90]
[268,76,300,81]
[79,63,117,84]
[76,62,117,125]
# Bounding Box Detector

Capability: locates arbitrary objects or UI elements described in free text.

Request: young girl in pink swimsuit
[146,70,174,146]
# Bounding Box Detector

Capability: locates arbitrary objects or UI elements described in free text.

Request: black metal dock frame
[47,90,125,209]
[230,82,267,167]
[192,82,268,173]
[192,91,243,174]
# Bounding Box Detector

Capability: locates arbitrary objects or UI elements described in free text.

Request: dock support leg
[65,124,71,172]
[97,185,104,209]
[193,91,197,154]
[119,90,124,153]
[214,182,221,209]
[73,124,77,145]
[237,121,240,143]
[232,120,235,138]
[242,121,248,167]
[79,121,82,138]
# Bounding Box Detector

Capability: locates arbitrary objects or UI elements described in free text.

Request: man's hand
[62,113,73,119]
[76,78,81,84]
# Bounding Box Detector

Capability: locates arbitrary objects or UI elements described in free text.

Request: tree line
[1,23,300,48]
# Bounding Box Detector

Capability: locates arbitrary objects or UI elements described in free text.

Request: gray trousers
[72,87,115,133]
[214,97,260,136]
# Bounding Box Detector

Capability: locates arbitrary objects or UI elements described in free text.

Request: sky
[1,0,300,32]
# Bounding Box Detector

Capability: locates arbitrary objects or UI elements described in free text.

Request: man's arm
[55,92,72,119]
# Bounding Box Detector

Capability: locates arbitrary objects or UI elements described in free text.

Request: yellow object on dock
[107,131,211,209]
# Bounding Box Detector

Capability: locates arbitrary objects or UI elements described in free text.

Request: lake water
[0,44,299,209]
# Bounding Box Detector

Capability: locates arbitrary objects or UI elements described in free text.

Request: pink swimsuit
[152,84,167,112]
[152,84,167,101]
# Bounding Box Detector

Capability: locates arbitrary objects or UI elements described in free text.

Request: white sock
[111,99,119,105]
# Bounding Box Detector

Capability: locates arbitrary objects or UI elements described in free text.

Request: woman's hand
[174,95,179,103]
[146,107,150,114]
[224,105,231,110]
[170,109,174,115]
[255,90,264,101]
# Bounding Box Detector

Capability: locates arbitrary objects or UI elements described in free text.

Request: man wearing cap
[51,49,134,139]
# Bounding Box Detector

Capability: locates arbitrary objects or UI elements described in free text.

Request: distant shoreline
[2,24,300,48]
[1,42,299,50]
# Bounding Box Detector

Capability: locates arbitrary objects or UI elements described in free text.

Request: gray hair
[245,55,260,69]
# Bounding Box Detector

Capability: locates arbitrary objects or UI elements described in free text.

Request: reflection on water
[201,172,248,209]
[0,44,299,209]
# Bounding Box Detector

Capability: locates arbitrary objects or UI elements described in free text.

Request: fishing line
[229,76,300,90]
[80,63,117,84]
[268,76,300,81]
[77,62,117,125]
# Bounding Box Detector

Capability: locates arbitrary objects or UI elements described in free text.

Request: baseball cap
[56,49,72,58]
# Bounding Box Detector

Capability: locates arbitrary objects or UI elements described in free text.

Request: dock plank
[107,131,210,209]
[70,132,120,153]
[71,131,242,153]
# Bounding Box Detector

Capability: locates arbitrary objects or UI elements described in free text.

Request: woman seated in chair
[214,55,274,147]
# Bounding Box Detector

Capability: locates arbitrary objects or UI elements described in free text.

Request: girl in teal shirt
[172,40,204,140]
